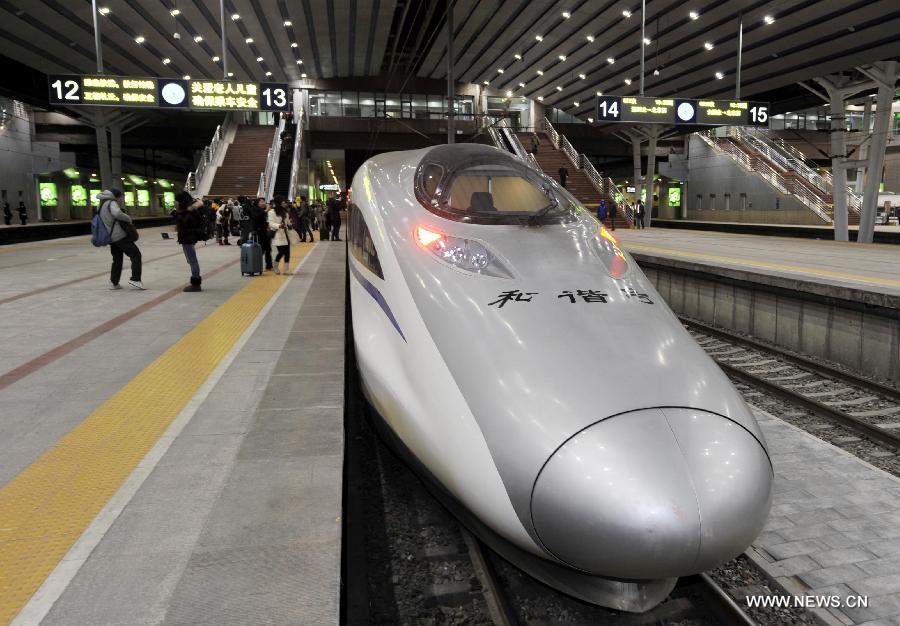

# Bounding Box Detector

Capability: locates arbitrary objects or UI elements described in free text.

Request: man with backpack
[95,187,144,290]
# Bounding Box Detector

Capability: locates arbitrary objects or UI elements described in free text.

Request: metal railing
[287,105,306,201]
[257,117,286,200]
[580,158,635,225]
[185,122,226,193]
[539,117,560,150]
[502,127,539,169]
[698,131,832,223]
[743,128,862,214]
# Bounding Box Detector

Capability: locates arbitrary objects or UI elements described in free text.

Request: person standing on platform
[597,198,608,225]
[530,133,540,155]
[172,191,203,292]
[297,195,314,242]
[98,187,143,290]
[215,201,233,245]
[251,197,273,271]
[635,200,645,229]
[609,199,617,231]
[268,199,294,275]
[17,201,27,225]
[237,195,252,244]
[327,194,342,241]
[3,202,11,225]
[558,166,568,189]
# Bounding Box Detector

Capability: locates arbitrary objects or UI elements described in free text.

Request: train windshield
[415,144,578,225]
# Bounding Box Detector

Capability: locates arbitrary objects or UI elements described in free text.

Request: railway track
[683,317,900,452]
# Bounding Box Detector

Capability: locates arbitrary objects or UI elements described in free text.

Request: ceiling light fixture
[483,80,489,85]
[764,15,775,24]
[505,90,513,97]
[624,78,632,85]
[284,20,292,26]
[704,42,713,50]
[715,71,724,79]
[535,35,543,41]
[588,117,594,123]
[607,57,615,64]
[573,101,579,107]
[537,70,544,75]
[556,85,563,91]
[212,55,220,62]
[578,73,586,80]
[622,9,632,17]
[653,68,660,76]
[98,6,110,14]
[227,72,234,77]
[518,82,525,87]
[558,55,567,62]
[162,58,171,65]
[301,73,307,78]
[296,59,303,64]
[537,96,544,101]
[514,53,522,60]
[245,37,254,44]
[134,36,145,44]
[170,8,180,16]
[689,10,699,20]
[497,68,504,73]
[231,13,240,20]
[291,42,298,48]
[595,91,603,96]
[562,11,571,18]
[586,35,594,42]
[183,75,191,80]
[194,35,203,42]
[257,56,264,62]
[266,71,272,76]
[643,37,651,45]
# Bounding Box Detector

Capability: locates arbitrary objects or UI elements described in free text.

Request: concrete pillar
[859,61,897,244]
[645,129,658,227]
[826,87,849,242]
[110,125,122,186]
[94,116,113,191]
[631,136,643,215]
[855,98,871,194]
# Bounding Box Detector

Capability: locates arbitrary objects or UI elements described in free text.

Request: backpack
[91,202,113,247]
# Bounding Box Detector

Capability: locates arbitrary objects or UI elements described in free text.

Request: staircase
[207,125,275,198]
[512,121,633,227]
[701,127,860,225]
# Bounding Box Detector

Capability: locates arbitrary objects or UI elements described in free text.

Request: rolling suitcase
[241,233,263,276]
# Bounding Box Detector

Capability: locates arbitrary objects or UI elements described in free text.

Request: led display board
[163,191,176,209]
[596,95,769,126]
[39,183,58,207]
[48,74,289,112]
[71,185,88,207]
[124,191,134,206]
[90,189,102,206]
[137,189,150,207]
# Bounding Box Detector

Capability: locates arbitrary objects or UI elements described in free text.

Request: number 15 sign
[596,94,769,127]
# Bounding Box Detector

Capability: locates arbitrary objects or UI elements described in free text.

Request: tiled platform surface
[753,407,900,626]
[0,231,344,625]
[616,229,900,305]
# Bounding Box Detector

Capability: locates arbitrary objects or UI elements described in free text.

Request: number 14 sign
[596,94,769,127]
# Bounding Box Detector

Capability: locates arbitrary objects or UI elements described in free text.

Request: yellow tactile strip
[623,241,900,288]
[0,253,308,624]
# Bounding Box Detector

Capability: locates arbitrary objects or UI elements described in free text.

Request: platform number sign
[260,83,290,112]
[749,104,768,126]
[49,76,80,103]
[596,96,622,121]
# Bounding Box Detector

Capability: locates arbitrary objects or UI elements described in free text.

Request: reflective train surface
[346,143,773,611]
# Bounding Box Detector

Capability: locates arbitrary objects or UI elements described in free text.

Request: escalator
[272,122,296,198]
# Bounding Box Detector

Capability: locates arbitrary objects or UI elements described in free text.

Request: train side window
[349,204,384,279]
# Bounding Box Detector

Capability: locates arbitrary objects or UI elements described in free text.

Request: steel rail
[461,529,519,626]
[680,317,900,401]
[698,573,758,626]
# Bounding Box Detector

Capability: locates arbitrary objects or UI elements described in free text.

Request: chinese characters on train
[488,288,654,308]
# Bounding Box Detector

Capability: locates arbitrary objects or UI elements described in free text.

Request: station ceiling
[0,0,897,123]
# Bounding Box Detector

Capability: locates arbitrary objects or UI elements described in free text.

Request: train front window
[415,144,577,225]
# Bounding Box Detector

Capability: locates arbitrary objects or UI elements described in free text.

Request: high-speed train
[347,143,772,612]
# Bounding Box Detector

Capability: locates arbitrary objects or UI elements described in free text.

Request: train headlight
[415,226,512,278]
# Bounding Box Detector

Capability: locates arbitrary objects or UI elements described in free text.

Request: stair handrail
[503,127,539,169]
[257,117,286,199]
[540,117,560,150]
[185,122,224,193]
[698,131,832,222]
[287,104,306,201]
[558,134,581,170]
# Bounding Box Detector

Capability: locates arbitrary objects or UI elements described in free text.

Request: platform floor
[616,228,900,299]
[0,230,344,625]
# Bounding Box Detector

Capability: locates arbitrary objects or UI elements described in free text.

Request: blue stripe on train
[349,259,407,342]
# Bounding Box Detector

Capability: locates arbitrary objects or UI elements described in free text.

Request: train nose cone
[531,408,772,579]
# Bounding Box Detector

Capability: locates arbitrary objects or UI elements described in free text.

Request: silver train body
[347,144,773,611]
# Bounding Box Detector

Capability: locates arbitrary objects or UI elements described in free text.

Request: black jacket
[327,198,342,221]
[172,207,202,245]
